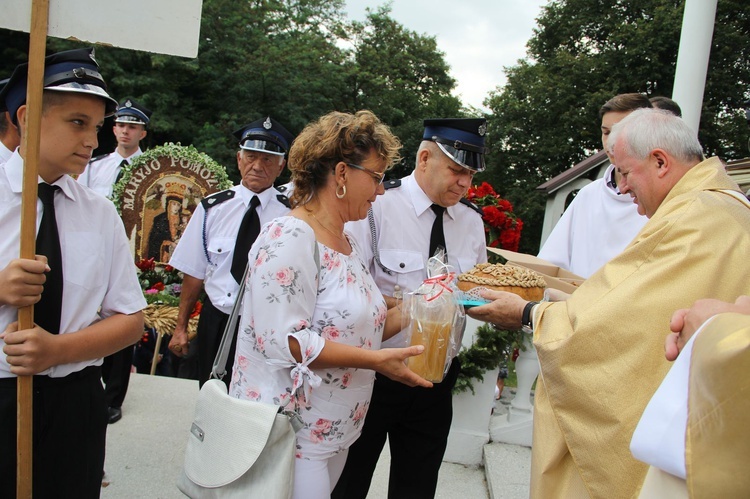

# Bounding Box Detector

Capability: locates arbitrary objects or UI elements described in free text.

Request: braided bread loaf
[457,263,546,301]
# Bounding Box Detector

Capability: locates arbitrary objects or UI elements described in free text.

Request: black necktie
[114,159,129,185]
[35,183,63,334]
[231,196,261,283]
[429,204,447,260]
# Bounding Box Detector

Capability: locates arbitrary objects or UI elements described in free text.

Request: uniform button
[227,293,231,297]
[218,248,222,252]
[399,262,405,268]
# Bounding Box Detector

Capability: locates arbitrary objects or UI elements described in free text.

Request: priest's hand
[466,289,527,330]
[666,295,750,361]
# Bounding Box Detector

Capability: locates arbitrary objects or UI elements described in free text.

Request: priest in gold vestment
[468,109,750,498]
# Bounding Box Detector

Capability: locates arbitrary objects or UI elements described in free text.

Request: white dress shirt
[78,148,142,198]
[348,172,487,348]
[538,163,647,278]
[0,151,147,378]
[0,142,13,164]
[168,183,290,314]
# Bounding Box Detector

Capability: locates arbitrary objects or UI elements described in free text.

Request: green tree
[0,2,465,184]
[482,0,750,254]
[342,5,463,176]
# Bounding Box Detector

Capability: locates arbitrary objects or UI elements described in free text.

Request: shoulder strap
[211,237,321,381]
[89,153,108,164]
[384,179,401,190]
[276,193,290,208]
[201,189,235,210]
[212,263,249,381]
[459,197,483,216]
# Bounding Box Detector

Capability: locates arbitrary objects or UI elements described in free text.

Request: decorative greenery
[454,324,527,395]
[111,142,233,213]
[135,258,202,317]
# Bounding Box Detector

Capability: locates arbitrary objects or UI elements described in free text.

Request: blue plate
[458,299,490,309]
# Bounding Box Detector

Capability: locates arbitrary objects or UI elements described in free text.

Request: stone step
[483,442,532,499]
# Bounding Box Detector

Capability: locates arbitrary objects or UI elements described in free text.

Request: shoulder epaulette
[384,179,401,190]
[459,198,483,216]
[201,189,235,210]
[276,194,290,208]
[89,154,108,164]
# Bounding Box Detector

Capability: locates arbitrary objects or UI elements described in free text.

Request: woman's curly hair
[288,110,402,208]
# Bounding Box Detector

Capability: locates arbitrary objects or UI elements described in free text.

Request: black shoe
[108,407,122,424]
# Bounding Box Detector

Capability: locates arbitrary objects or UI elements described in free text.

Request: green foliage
[0,0,462,183]
[481,0,750,254]
[342,5,463,177]
[454,324,526,395]
[111,142,232,213]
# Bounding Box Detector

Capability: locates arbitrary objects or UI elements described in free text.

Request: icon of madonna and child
[143,179,198,263]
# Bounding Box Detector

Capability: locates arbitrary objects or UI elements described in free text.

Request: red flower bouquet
[466,182,523,251]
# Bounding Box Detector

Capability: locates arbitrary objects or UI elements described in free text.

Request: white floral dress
[229,216,387,460]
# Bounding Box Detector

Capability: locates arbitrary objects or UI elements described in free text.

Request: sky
[344,0,549,112]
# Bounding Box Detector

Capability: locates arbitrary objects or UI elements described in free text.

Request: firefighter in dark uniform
[168,117,294,386]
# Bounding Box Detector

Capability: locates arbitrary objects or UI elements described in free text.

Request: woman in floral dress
[229,110,431,498]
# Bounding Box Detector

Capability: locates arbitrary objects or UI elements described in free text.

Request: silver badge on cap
[478,123,487,137]
[124,99,133,108]
[89,48,98,65]
[263,117,272,130]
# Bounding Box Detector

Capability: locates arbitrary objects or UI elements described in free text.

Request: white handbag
[177,264,303,498]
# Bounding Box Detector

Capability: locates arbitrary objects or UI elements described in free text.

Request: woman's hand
[372,346,433,388]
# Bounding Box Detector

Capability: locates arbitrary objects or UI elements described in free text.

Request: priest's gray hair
[607,108,704,164]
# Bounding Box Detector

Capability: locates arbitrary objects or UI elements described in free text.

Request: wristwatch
[521,301,539,334]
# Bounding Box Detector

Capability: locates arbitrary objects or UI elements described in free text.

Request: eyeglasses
[346,162,385,185]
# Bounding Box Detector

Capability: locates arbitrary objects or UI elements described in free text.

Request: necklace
[308,210,346,242]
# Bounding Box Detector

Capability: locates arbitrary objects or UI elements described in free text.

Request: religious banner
[114,143,233,262]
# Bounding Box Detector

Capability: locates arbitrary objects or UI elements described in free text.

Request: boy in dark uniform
[0,48,146,497]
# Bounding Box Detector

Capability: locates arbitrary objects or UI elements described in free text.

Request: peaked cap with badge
[233,117,294,157]
[0,47,118,124]
[115,97,152,126]
[423,117,488,172]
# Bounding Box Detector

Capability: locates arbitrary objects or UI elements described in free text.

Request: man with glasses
[334,118,488,499]
[167,117,294,387]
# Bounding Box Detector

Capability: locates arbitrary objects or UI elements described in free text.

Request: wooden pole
[17,0,50,497]
[150,332,164,375]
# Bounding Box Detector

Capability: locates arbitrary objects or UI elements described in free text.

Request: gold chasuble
[530,157,750,499]
[686,313,750,498]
